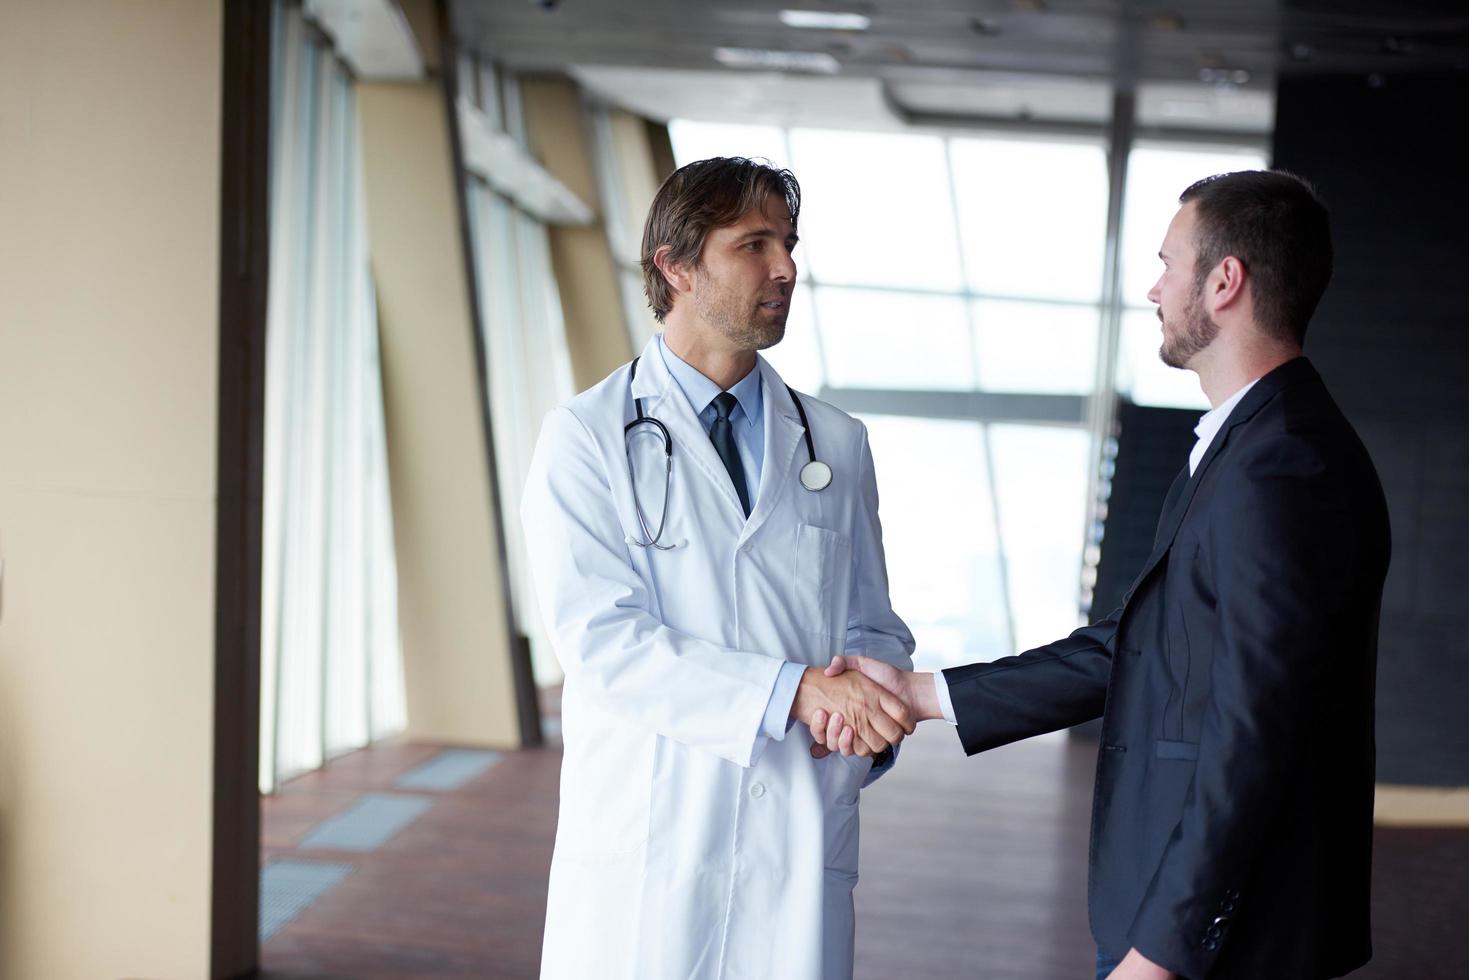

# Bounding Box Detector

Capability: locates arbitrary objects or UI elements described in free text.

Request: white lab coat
[522,335,914,980]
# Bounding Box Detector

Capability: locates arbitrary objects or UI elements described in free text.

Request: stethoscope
[624,356,831,550]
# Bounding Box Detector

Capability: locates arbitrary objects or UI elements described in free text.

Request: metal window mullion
[942,135,1017,653]
[1083,89,1137,618]
[979,422,1017,656]
[941,136,983,387]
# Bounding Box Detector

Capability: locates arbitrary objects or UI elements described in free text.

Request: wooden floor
[261,707,1469,979]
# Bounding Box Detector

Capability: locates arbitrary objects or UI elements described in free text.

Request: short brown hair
[640,157,801,323]
[1179,170,1333,346]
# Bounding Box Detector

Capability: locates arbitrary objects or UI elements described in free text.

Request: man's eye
[743,241,762,251]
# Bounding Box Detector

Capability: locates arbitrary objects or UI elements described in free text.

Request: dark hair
[1178,170,1332,346]
[640,157,801,323]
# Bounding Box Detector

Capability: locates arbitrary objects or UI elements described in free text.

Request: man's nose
[771,250,796,283]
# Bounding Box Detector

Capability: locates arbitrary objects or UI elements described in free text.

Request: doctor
[522,156,915,980]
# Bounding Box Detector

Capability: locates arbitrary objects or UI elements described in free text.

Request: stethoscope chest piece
[799,459,832,492]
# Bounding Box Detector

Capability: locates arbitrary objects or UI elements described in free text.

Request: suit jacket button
[1203,939,1219,952]
[1225,888,1241,900]
[1220,899,1237,913]
[1207,926,1223,940]
[1212,915,1231,927]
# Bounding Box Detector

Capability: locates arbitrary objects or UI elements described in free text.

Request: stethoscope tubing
[624,355,826,550]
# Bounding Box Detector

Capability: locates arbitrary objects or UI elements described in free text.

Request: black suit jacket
[944,358,1390,980]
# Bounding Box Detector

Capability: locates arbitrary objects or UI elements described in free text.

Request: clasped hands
[791,655,940,760]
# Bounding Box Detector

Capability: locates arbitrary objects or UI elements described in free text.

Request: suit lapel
[1151,466,1191,551]
[1123,357,1317,601]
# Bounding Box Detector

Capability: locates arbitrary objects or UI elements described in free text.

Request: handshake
[790,656,941,760]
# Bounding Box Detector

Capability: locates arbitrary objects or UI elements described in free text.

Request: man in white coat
[522,156,916,980]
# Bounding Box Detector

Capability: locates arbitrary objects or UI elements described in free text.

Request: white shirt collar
[1189,378,1261,476]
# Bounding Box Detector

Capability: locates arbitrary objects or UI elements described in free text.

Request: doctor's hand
[1104,949,1175,980]
[791,667,914,760]
[810,655,942,757]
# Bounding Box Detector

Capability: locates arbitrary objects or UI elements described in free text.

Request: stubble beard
[692,273,788,352]
[1158,279,1219,369]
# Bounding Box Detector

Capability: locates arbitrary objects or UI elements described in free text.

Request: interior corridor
[259,695,1469,979]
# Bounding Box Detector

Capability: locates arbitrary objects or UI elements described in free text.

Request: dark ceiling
[452,0,1469,92]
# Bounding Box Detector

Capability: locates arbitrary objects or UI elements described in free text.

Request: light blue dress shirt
[657,337,893,779]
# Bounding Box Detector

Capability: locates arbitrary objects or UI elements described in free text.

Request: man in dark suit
[810,171,1391,979]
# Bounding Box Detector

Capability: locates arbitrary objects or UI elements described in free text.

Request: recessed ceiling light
[779,10,872,31]
[1198,66,1251,86]
[713,46,842,73]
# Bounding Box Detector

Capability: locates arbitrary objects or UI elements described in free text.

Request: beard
[1158,280,1219,369]
[692,271,788,352]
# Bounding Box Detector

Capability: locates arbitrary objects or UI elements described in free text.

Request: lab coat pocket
[793,523,851,638]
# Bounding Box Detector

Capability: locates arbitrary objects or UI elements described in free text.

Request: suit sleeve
[843,422,916,783]
[1126,433,1358,978]
[521,406,784,767]
[942,614,1116,755]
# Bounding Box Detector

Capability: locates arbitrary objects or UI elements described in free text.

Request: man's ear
[1208,255,1248,314]
[653,244,694,298]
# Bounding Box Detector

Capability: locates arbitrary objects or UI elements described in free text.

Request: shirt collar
[1194,377,1261,445]
[657,333,763,429]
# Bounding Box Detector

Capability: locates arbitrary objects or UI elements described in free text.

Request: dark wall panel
[1090,402,1200,622]
[1273,73,1469,786]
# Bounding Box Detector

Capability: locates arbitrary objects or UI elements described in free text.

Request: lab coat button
[749,782,766,799]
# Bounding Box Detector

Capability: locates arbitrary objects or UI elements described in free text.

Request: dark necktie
[709,392,751,517]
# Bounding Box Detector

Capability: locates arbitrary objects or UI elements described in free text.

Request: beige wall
[357,81,522,747]
[0,1,221,977]
[605,107,669,346]
[521,77,635,390]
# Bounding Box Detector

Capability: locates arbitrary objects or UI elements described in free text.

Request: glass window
[972,299,1098,395]
[788,128,963,290]
[468,183,577,686]
[860,415,1008,670]
[816,286,972,390]
[988,424,1090,654]
[950,136,1109,302]
[261,3,404,792]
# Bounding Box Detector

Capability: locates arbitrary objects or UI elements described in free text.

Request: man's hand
[810,655,941,757]
[1105,949,1175,980]
[791,666,914,759]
